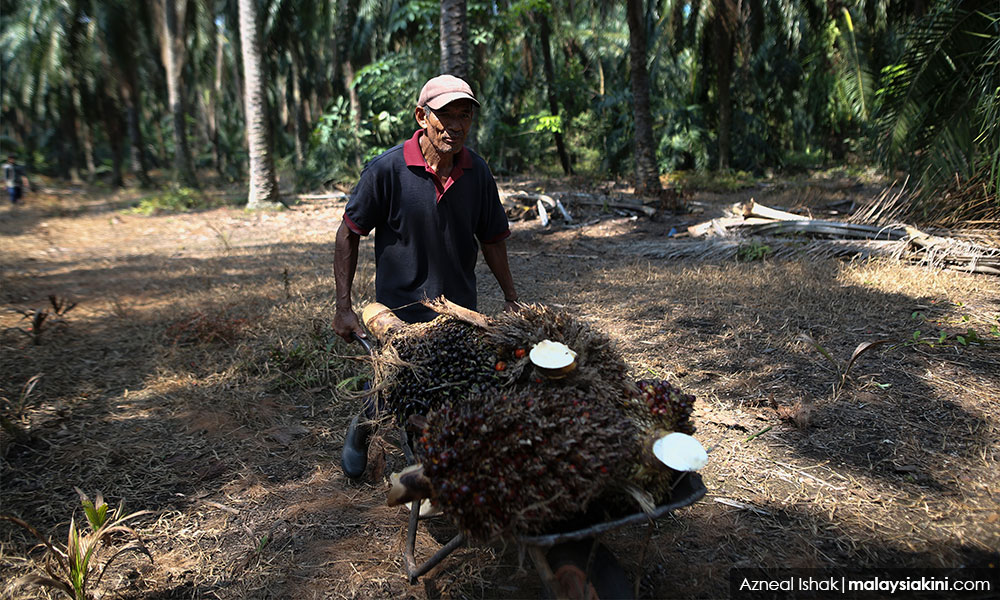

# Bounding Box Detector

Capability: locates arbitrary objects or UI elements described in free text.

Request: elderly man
[333,74,519,479]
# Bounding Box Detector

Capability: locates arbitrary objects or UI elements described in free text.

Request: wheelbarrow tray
[401,471,707,584]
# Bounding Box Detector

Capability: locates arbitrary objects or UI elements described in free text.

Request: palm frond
[836,7,874,122]
[874,0,998,199]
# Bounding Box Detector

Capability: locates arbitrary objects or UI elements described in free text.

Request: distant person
[333,74,519,479]
[4,155,29,205]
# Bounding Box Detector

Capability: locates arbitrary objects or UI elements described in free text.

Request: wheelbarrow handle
[352,332,374,356]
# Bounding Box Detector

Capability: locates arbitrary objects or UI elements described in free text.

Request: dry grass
[1,175,998,599]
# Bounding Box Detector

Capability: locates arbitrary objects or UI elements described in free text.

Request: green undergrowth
[125,186,238,215]
[261,324,370,393]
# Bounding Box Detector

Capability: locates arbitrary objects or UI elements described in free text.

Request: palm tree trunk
[238,0,281,209]
[290,47,308,169]
[153,105,168,169]
[209,16,224,175]
[120,76,153,187]
[712,0,737,171]
[59,90,83,183]
[228,30,246,178]
[156,0,199,188]
[536,10,572,175]
[277,71,289,132]
[626,0,662,195]
[101,93,125,188]
[72,85,97,183]
[440,0,469,78]
[343,59,362,170]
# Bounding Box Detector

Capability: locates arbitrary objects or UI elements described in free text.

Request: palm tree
[709,0,739,170]
[873,0,999,203]
[95,0,154,187]
[0,0,97,181]
[626,0,662,195]
[535,7,572,175]
[238,0,281,208]
[440,0,468,78]
[153,0,199,188]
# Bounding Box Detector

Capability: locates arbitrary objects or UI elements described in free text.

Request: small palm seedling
[795,332,892,392]
[16,295,77,344]
[2,488,152,600]
[0,373,42,449]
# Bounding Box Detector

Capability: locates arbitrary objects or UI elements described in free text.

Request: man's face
[416,99,476,157]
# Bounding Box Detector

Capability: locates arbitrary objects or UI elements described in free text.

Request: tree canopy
[1,0,997,210]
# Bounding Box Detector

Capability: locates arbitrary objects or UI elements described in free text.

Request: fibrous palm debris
[369,302,700,541]
[417,385,634,540]
[377,318,501,424]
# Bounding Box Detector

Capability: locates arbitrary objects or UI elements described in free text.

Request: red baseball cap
[417,75,480,110]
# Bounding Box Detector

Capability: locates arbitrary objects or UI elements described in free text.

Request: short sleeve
[343,162,386,236]
[476,169,510,244]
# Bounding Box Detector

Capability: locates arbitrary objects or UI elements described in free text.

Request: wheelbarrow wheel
[544,540,634,600]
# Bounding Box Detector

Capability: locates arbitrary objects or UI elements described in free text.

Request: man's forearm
[481,240,517,301]
[334,220,360,309]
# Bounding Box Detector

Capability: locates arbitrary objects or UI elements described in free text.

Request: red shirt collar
[403,129,473,170]
[403,129,472,201]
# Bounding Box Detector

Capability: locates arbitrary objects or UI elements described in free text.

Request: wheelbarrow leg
[403,496,465,584]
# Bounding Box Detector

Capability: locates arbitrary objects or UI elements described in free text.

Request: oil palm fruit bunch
[370,300,704,536]
[486,303,631,398]
[413,383,638,541]
[606,379,698,504]
[628,379,696,435]
[379,317,501,424]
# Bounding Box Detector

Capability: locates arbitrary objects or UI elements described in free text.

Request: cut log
[536,199,550,226]
[687,216,770,237]
[558,193,656,217]
[741,220,908,240]
[296,192,350,200]
[743,199,809,221]
[361,302,406,341]
[501,190,656,217]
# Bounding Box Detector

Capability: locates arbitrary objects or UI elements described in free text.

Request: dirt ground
[1,173,998,599]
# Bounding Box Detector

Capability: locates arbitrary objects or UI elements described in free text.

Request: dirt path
[1,179,998,599]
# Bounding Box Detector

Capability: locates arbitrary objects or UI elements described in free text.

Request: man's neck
[419,135,455,179]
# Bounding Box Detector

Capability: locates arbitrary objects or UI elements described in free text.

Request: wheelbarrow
[349,332,707,599]
[398,458,706,599]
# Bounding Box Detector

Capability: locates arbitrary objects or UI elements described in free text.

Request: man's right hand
[333,307,365,341]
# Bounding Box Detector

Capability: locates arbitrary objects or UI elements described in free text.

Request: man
[4,155,29,205]
[333,74,519,479]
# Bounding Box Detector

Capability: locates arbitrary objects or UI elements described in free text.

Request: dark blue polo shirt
[343,129,510,323]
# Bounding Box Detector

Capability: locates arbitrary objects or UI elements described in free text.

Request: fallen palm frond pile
[850,173,1000,230]
[636,199,1000,275]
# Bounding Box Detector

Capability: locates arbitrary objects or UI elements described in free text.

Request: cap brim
[426,92,480,110]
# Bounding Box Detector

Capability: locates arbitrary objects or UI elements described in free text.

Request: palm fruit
[367,300,701,538]
[378,316,500,424]
[628,379,696,435]
[486,303,632,399]
[414,384,638,541]
[612,379,698,503]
